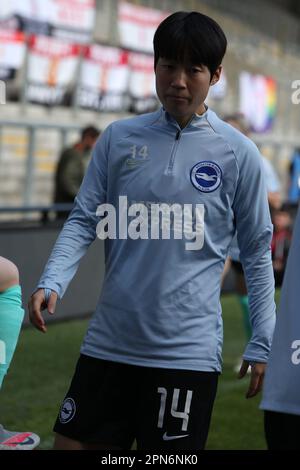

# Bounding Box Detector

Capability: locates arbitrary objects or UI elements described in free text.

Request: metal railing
[0,120,82,206]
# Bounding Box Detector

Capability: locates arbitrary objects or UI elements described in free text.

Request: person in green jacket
[54,125,100,217]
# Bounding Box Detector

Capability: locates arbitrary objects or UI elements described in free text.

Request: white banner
[118,1,168,53]
[0,0,50,24]
[49,0,95,43]
[78,44,130,111]
[27,35,80,105]
[128,52,158,113]
[0,29,25,70]
[0,1,38,20]
[0,0,95,42]
[128,53,155,97]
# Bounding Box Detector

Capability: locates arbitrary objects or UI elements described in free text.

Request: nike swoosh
[162,432,189,441]
[8,437,35,446]
[19,437,36,446]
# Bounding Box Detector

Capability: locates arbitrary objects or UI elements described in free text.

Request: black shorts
[53,354,219,450]
[264,410,300,450]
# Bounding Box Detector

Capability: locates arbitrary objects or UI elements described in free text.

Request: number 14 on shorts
[157,387,193,438]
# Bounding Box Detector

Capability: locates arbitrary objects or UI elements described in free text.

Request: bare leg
[53,433,85,450]
[0,257,19,292]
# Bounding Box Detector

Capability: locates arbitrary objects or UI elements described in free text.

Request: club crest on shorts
[59,397,76,424]
[190,161,222,192]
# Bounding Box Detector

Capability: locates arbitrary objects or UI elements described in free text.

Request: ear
[210,65,222,86]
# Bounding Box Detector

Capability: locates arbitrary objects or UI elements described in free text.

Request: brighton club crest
[190,161,222,193]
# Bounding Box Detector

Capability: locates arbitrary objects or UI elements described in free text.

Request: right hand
[28,289,58,333]
[238,360,266,399]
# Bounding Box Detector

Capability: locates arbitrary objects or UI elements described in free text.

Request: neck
[175,105,207,129]
[177,117,193,129]
[196,103,207,116]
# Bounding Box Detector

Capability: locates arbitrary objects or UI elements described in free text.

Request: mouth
[166,95,189,102]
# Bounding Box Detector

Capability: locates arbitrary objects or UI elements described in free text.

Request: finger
[246,370,261,398]
[238,360,249,379]
[29,305,47,333]
[247,371,265,398]
[47,291,57,315]
[28,296,47,333]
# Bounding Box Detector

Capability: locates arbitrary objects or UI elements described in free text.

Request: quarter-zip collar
[156,105,210,175]
[160,105,209,131]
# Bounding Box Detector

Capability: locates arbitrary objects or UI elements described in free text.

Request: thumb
[48,291,58,315]
[238,360,250,379]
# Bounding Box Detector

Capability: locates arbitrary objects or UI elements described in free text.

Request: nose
[170,68,187,89]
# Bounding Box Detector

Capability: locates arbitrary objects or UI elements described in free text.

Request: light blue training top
[260,205,300,415]
[228,155,281,262]
[37,107,276,372]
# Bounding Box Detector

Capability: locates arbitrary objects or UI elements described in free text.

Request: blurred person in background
[54,125,100,218]
[260,205,300,449]
[288,147,300,205]
[224,113,281,209]
[0,256,40,450]
[271,205,292,287]
[222,113,281,371]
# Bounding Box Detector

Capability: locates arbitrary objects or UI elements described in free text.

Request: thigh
[0,257,19,291]
[264,410,300,450]
[53,355,137,449]
[136,367,219,451]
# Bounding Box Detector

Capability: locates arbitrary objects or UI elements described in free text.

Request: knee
[0,257,20,292]
[53,433,85,450]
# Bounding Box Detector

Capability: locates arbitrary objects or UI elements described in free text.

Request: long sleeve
[36,125,110,298]
[232,139,276,362]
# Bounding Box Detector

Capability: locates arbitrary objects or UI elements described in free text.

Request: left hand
[238,360,266,399]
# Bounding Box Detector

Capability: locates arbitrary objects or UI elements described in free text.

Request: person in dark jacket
[54,126,100,217]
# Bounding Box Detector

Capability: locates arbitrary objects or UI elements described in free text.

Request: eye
[161,63,174,70]
[190,67,202,74]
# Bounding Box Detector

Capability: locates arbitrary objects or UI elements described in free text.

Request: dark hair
[153,11,227,78]
[81,125,100,140]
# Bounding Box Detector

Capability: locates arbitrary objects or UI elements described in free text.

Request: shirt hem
[260,401,300,416]
[80,347,221,372]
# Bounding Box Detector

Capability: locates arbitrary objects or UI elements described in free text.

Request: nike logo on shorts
[162,432,189,441]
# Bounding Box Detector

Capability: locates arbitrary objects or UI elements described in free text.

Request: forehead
[158,56,205,67]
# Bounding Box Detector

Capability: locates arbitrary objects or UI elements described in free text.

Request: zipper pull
[175,130,181,140]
